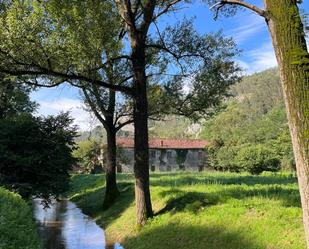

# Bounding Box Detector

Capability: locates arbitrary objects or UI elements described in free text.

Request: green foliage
[201,69,294,174]
[158,21,241,121]
[234,145,280,175]
[0,187,42,249]
[0,0,121,78]
[0,112,77,200]
[68,172,305,249]
[72,139,101,173]
[0,75,37,118]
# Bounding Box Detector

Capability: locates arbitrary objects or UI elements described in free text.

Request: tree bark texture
[103,126,120,209]
[265,0,309,246]
[132,43,153,226]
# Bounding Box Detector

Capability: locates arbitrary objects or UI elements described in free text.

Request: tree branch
[82,87,109,129]
[140,0,156,35]
[0,67,134,95]
[154,0,182,20]
[214,0,266,17]
[115,118,134,131]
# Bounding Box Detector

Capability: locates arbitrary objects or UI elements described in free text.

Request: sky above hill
[30,1,309,131]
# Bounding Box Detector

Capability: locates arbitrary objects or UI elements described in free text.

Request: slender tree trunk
[265,0,309,246]
[103,127,120,209]
[132,44,153,227]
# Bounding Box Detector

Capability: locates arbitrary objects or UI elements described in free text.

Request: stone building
[116,138,208,172]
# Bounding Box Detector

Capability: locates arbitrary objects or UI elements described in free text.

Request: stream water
[33,199,124,249]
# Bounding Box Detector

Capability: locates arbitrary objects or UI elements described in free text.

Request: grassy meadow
[0,187,42,249]
[68,172,306,249]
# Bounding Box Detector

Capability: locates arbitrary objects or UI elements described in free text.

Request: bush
[0,112,77,200]
[0,187,42,249]
[234,144,280,175]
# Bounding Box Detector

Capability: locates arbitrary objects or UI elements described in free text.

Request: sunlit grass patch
[68,172,305,249]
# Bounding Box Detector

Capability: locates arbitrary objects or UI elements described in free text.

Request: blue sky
[30,0,309,131]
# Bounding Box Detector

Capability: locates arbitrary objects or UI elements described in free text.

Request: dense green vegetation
[201,68,294,174]
[0,187,42,249]
[72,139,102,173]
[0,76,78,200]
[68,172,305,249]
[0,112,77,200]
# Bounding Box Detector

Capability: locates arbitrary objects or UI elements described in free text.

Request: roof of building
[117,137,208,149]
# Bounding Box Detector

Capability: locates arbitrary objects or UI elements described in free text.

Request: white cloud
[236,42,277,74]
[246,42,277,73]
[226,14,265,44]
[37,98,99,131]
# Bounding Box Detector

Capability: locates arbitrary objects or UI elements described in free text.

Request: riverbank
[68,172,306,249]
[0,187,42,249]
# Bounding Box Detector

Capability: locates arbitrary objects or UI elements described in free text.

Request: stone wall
[117,148,207,172]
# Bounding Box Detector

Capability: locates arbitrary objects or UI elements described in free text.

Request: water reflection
[33,199,124,249]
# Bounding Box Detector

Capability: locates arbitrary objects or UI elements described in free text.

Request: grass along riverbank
[0,187,42,249]
[68,172,306,249]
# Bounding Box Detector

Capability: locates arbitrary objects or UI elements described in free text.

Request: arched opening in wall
[117,164,122,173]
[198,165,204,172]
[151,165,155,172]
[179,164,185,171]
[166,165,171,171]
[167,151,172,159]
[150,150,156,158]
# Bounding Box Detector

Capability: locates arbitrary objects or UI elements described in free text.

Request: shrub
[0,187,42,249]
[234,144,280,175]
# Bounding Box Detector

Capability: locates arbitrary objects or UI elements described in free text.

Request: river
[33,199,124,249]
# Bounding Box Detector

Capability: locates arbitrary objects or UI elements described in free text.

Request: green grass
[68,172,306,249]
[0,187,42,249]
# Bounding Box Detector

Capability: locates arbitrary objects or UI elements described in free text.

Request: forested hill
[200,68,294,173]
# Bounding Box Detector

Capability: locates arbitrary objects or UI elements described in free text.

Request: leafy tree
[0,0,240,226]
[235,144,280,175]
[72,139,101,173]
[0,112,77,201]
[0,74,37,118]
[206,0,309,245]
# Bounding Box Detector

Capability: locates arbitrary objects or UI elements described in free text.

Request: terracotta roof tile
[117,137,208,149]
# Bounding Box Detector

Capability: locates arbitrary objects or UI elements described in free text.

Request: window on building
[167,151,172,159]
[150,150,156,158]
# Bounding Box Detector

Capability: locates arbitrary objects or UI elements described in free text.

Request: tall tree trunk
[132,44,153,227]
[103,127,120,209]
[265,0,309,246]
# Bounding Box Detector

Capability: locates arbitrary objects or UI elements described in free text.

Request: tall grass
[69,172,305,249]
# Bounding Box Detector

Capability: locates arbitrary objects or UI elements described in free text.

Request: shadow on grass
[156,191,218,215]
[70,182,134,228]
[150,174,297,187]
[124,223,263,249]
[156,184,301,215]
